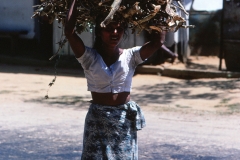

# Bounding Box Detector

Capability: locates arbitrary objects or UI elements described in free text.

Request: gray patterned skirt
[81,101,146,160]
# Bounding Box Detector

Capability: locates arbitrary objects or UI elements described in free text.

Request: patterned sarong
[81,101,146,160]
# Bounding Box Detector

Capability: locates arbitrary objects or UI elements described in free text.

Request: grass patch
[220,98,231,104]
[228,103,240,112]
[176,104,191,108]
[0,90,13,94]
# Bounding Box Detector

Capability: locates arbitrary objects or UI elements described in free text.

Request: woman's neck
[98,44,124,58]
[98,46,123,67]
[100,46,120,57]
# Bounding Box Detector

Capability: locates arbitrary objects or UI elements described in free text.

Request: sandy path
[0,64,240,159]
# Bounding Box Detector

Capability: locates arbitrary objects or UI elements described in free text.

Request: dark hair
[93,13,128,50]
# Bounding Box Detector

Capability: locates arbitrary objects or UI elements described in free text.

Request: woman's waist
[88,100,146,130]
[91,91,130,106]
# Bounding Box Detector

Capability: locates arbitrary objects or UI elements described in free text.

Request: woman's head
[93,14,128,49]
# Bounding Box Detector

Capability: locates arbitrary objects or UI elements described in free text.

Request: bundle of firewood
[32,0,194,34]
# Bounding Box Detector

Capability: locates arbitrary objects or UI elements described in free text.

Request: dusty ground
[162,56,227,71]
[0,57,240,159]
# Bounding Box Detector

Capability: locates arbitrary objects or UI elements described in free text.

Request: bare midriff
[91,92,130,106]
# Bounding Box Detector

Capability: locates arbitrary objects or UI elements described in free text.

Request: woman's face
[99,22,124,47]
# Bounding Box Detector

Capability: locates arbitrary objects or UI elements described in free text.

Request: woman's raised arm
[139,31,166,60]
[64,0,85,58]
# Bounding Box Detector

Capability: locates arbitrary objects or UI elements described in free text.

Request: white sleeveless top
[76,46,144,93]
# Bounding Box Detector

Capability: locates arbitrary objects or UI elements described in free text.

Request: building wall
[0,0,35,39]
[223,0,240,71]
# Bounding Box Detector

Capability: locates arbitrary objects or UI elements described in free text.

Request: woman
[64,0,166,159]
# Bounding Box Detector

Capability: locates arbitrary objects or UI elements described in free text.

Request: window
[192,0,223,11]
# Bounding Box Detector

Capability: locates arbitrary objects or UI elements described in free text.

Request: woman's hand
[140,30,166,60]
[64,0,85,58]
[150,30,166,46]
[170,52,178,63]
[64,0,78,36]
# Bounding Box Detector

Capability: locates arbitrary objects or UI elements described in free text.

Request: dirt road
[0,64,240,160]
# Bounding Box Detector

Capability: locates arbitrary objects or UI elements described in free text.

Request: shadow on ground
[0,126,82,160]
[0,63,85,78]
[131,79,240,106]
[139,143,240,160]
[25,95,92,110]
[23,79,240,113]
[1,128,239,160]
[186,61,218,70]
